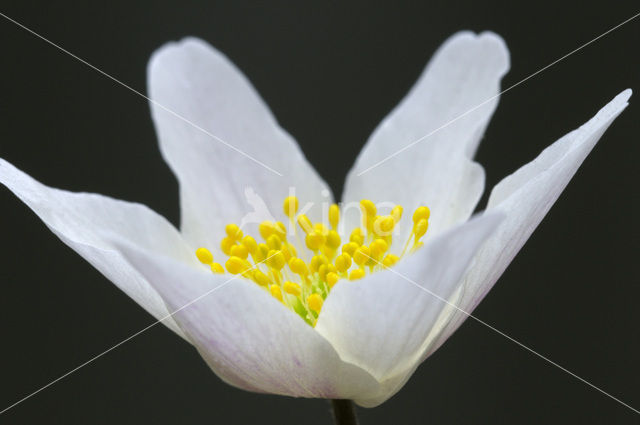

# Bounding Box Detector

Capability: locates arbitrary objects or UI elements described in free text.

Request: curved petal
[0,158,196,338]
[111,236,382,400]
[148,38,331,254]
[342,31,509,242]
[315,211,504,406]
[423,89,632,357]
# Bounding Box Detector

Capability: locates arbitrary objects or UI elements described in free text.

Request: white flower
[0,32,630,407]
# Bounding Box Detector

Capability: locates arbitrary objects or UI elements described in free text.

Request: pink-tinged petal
[315,211,504,406]
[112,236,382,400]
[0,158,198,338]
[423,89,632,358]
[148,38,331,255]
[343,31,509,243]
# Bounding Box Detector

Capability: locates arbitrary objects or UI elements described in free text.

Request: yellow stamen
[414,218,429,241]
[266,234,282,250]
[230,244,249,260]
[289,257,309,276]
[335,253,352,273]
[353,245,371,266]
[225,256,250,275]
[267,250,285,270]
[305,231,325,251]
[382,254,399,268]
[270,284,283,302]
[283,196,299,219]
[342,242,359,257]
[297,214,313,234]
[225,223,243,240]
[283,281,302,297]
[307,293,323,313]
[391,205,403,222]
[253,269,270,286]
[220,237,235,256]
[242,235,258,255]
[195,247,213,265]
[326,272,339,288]
[349,269,365,280]
[196,197,431,328]
[412,206,430,224]
[329,203,340,229]
[259,221,275,240]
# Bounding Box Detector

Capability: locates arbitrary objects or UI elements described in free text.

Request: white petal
[0,158,196,338]
[315,211,504,406]
[423,89,632,357]
[342,31,509,241]
[148,38,331,254]
[111,236,381,400]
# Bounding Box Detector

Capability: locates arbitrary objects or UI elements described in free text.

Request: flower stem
[330,399,359,425]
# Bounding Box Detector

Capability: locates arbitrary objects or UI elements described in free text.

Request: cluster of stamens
[195,197,430,327]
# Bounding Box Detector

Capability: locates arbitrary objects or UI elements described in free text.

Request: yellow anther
[259,221,275,240]
[275,221,287,240]
[220,236,235,256]
[318,264,328,281]
[225,256,250,275]
[414,218,429,240]
[283,196,299,219]
[391,205,403,222]
[349,228,364,245]
[335,253,352,273]
[326,272,340,288]
[375,215,395,236]
[283,281,302,297]
[195,247,213,265]
[360,199,377,217]
[266,234,282,250]
[321,244,336,259]
[412,206,430,224]
[329,204,340,229]
[307,293,323,313]
[241,235,258,255]
[349,268,366,280]
[326,230,341,249]
[310,255,327,274]
[297,214,313,234]
[230,244,249,260]
[353,245,371,266]
[342,242,359,257]
[289,257,309,276]
[205,192,431,327]
[253,269,270,286]
[314,222,329,236]
[225,223,243,240]
[382,254,399,268]
[371,238,389,259]
[319,263,337,282]
[270,284,283,302]
[267,250,286,270]
[253,243,269,263]
[305,231,325,251]
[281,242,297,261]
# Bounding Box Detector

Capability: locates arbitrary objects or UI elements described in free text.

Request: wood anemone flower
[0,32,630,407]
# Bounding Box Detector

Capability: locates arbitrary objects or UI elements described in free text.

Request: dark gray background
[0,1,638,424]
